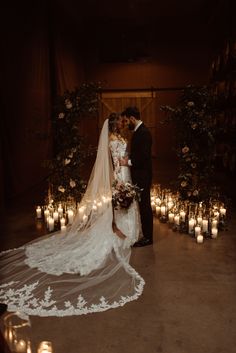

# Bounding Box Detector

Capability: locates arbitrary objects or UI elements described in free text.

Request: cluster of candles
[151,184,227,244]
[4,312,53,353]
[35,195,111,233]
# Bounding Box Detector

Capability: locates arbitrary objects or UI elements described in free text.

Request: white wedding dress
[0,120,144,317]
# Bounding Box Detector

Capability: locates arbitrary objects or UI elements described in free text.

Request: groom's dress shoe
[133,238,153,247]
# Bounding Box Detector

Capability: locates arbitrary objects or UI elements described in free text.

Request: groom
[120,106,153,246]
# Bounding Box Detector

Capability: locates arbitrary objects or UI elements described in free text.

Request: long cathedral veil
[0,119,145,317]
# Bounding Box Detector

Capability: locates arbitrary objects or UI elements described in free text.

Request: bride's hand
[112,223,127,239]
[119,156,129,166]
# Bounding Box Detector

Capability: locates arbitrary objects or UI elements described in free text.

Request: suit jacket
[130,123,152,188]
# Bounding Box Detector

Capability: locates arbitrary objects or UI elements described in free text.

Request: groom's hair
[123,106,140,120]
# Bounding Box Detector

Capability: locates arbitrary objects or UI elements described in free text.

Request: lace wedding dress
[0,120,144,317]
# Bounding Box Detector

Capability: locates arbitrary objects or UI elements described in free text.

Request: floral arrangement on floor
[44,82,101,203]
[112,180,142,210]
[160,85,220,204]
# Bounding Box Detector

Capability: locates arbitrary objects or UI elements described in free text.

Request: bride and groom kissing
[0,106,153,317]
[113,106,153,247]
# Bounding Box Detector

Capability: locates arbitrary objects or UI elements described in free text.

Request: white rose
[64,158,71,165]
[65,99,72,109]
[58,112,65,119]
[70,179,76,188]
[187,101,195,107]
[58,186,65,193]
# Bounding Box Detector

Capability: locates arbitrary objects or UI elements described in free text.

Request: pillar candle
[36,206,42,219]
[44,209,49,219]
[53,211,59,222]
[156,206,161,215]
[197,234,204,243]
[160,205,166,216]
[211,219,218,228]
[168,212,174,223]
[211,228,218,238]
[48,217,54,232]
[202,219,208,232]
[15,339,26,353]
[197,216,203,226]
[58,205,63,217]
[67,210,74,224]
[194,225,201,237]
[60,217,66,227]
[174,215,180,225]
[151,201,156,211]
[188,218,195,233]
[220,207,226,216]
[61,225,67,233]
[180,211,186,222]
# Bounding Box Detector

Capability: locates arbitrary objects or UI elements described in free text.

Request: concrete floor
[1,159,236,353]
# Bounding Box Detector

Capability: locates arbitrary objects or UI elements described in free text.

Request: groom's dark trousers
[130,123,153,241]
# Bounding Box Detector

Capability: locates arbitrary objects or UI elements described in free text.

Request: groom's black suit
[130,123,153,242]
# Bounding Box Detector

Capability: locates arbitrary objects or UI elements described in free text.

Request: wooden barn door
[99,91,158,157]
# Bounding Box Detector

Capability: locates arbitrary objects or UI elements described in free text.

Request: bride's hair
[108,112,120,133]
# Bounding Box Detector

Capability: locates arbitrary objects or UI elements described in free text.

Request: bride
[0,113,145,317]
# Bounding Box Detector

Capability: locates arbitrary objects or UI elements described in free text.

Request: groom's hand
[119,156,129,166]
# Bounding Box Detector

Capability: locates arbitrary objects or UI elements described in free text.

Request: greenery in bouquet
[44,82,101,203]
[160,85,220,203]
[112,180,142,210]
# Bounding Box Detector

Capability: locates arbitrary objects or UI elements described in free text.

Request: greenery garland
[160,85,220,203]
[44,82,100,203]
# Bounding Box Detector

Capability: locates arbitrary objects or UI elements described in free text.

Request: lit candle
[168,212,174,223]
[188,218,195,233]
[67,210,74,224]
[48,217,54,232]
[156,206,161,215]
[58,204,63,217]
[160,205,166,216]
[211,228,218,238]
[214,211,220,220]
[220,207,226,216]
[60,217,66,227]
[197,234,204,243]
[15,339,27,352]
[36,206,42,219]
[211,219,218,228]
[44,209,49,219]
[197,216,203,226]
[151,201,156,211]
[155,197,161,206]
[194,225,201,237]
[61,225,67,233]
[37,341,53,353]
[174,215,180,225]
[26,341,32,353]
[180,210,186,222]
[53,211,59,222]
[202,219,208,233]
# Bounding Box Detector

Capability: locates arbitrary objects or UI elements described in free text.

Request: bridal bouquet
[112,180,142,210]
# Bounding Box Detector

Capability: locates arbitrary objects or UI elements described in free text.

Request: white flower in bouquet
[70,179,76,188]
[68,152,73,158]
[65,99,73,109]
[58,186,65,193]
